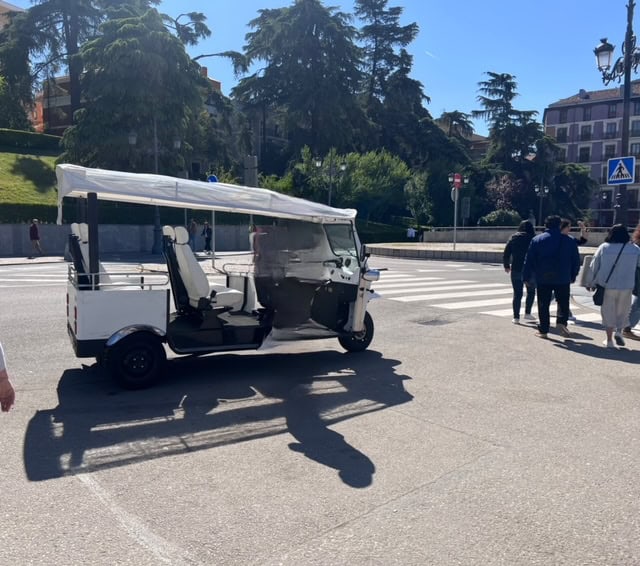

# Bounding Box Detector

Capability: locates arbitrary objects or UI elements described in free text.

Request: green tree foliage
[354,0,418,106]
[233,0,366,164]
[61,7,205,173]
[0,10,36,123]
[0,77,33,130]
[477,209,522,227]
[472,72,542,171]
[436,111,474,139]
[340,149,411,222]
[404,171,430,224]
[550,162,597,220]
[25,0,104,118]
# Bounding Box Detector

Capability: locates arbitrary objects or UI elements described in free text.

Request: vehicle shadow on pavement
[23,350,413,488]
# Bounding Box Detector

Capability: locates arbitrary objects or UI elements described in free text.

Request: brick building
[544,81,640,226]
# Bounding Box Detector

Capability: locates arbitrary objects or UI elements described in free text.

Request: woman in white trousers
[587,224,640,348]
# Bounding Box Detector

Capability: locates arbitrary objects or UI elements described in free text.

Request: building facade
[544,81,640,227]
[0,0,23,28]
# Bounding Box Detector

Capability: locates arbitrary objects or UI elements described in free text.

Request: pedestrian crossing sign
[607,156,635,185]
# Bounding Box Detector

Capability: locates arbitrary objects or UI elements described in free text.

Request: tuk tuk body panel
[68,282,169,343]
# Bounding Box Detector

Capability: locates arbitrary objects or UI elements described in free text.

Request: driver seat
[172,226,243,311]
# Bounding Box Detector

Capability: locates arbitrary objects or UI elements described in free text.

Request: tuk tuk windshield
[324,224,359,261]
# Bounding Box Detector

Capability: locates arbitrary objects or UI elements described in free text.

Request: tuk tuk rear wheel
[105,333,166,390]
[338,312,374,352]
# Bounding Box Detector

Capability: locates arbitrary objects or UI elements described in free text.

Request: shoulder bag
[593,243,627,306]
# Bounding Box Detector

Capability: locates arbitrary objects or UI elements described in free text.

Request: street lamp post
[594,0,640,225]
[315,157,346,206]
[448,172,469,250]
[534,184,549,226]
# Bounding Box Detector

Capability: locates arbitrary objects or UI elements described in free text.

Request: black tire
[105,333,166,390]
[338,311,374,352]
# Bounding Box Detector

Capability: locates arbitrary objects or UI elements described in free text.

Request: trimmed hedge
[0,129,62,152]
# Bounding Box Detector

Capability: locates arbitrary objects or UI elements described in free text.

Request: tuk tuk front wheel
[338,312,374,352]
[105,333,166,390]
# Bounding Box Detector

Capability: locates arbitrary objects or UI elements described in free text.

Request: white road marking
[379,283,508,295]
[434,297,514,309]
[76,474,195,565]
[394,288,513,303]
[374,278,473,290]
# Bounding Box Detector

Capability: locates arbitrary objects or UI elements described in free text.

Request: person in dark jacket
[503,220,536,323]
[559,219,588,322]
[523,215,581,339]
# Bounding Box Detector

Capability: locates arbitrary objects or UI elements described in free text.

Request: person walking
[28,218,43,258]
[503,220,536,324]
[560,219,589,322]
[188,218,198,251]
[0,341,15,412]
[587,224,640,348]
[622,223,640,340]
[523,215,580,339]
[202,221,212,254]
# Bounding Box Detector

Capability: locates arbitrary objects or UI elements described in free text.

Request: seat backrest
[174,226,211,308]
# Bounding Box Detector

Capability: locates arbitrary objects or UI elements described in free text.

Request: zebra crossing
[371,260,603,323]
[0,264,69,287]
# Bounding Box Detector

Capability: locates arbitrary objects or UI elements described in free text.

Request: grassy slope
[0,150,58,205]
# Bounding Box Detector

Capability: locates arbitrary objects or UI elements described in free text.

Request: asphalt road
[2,258,640,565]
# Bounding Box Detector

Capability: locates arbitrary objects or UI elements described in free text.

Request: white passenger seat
[70,222,112,285]
[172,226,243,311]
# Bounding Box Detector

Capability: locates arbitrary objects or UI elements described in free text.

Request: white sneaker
[512,318,520,324]
[603,339,616,349]
[568,315,577,323]
[523,313,536,321]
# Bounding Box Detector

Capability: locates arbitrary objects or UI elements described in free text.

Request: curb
[366,245,594,264]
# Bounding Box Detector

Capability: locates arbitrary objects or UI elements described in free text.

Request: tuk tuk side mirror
[360,245,370,262]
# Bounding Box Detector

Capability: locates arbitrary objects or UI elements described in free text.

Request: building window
[608,103,618,118]
[604,144,616,159]
[578,146,591,163]
[602,166,608,184]
[634,101,640,116]
[583,106,591,121]
[556,127,567,143]
[632,120,640,137]
[605,122,618,139]
[580,125,591,141]
[631,143,640,156]
[559,109,568,124]
[557,147,566,162]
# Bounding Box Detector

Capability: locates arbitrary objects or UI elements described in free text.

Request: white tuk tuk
[57,164,380,389]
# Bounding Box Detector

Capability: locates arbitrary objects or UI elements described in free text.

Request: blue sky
[12,0,635,135]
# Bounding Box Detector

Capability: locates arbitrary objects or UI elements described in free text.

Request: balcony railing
[604,131,618,139]
[579,133,592,141]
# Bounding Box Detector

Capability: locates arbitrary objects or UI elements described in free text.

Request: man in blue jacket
[523,215,580,338]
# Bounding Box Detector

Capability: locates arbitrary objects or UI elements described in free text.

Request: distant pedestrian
[29,218,43,258]
[202,221,212,254]
[0,341,15,412]
[503,220,536,324]
[622,223,640,340]
[188,218,198,250]
[406,227,417,239]
[587,224,640,348]
[523,215,580,339]
[527,209,536,227]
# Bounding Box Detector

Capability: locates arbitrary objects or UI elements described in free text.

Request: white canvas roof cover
[56,164,357,224]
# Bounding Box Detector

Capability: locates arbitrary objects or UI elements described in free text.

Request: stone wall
[0,223,251,256]
[421,228,605,247]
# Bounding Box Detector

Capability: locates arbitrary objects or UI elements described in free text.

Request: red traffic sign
[453,173,462,189]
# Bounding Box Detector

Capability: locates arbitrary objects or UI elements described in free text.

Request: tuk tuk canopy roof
[56,164,357,224]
